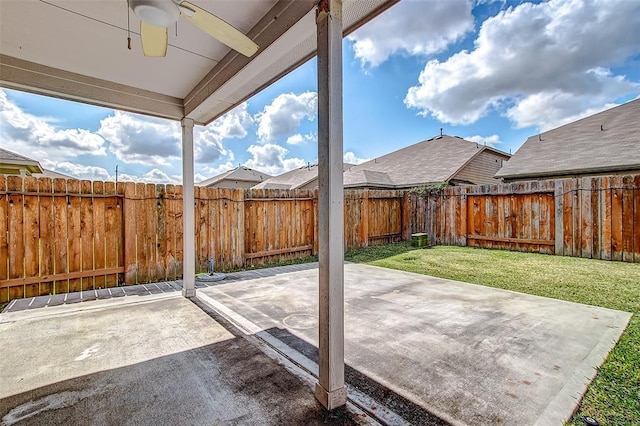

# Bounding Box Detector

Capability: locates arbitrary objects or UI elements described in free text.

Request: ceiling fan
[129,0,259,57]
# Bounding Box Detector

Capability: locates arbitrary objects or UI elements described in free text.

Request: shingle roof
[197,166,271,187]
[496,98,640,180]
[254,163,354,190]
[38,169,74,179]
[0,147,43,174]
[0,147,41,166]
[343,135,508,188]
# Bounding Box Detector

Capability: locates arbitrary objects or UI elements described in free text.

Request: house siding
[453,151,508,185]
[299,179,319,190]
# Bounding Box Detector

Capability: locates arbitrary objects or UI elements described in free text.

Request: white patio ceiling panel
[0,0,276,98]
[0,0,397,125]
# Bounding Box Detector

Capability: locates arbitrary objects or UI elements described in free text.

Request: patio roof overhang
[0,0,395,125]
[0,0,399,411]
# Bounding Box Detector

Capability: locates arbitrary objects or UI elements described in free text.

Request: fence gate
[465,186,555,254]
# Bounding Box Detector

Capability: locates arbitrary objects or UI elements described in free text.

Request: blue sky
[1,0,639,183]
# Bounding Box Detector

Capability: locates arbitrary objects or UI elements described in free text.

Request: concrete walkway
[197,263,631,426]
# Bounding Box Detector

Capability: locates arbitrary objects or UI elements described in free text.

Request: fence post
[313,189,319,255]
[362,190,369,247]
[401,191,410,240]
[235,188,245,269]
[123,182,137,284]
[460,186,468,247]
[554,179,564,256]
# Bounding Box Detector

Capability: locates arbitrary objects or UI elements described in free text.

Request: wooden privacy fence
[0,175,124,302]
[0,175,406,302]
[408,174,640,261]
[2,174,638,302]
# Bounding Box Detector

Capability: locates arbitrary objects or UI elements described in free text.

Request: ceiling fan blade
[140,20,168,57]
[179,1,259,57]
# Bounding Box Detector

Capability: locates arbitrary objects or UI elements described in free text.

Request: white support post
[181,118,196,298]
[315,0,346,410]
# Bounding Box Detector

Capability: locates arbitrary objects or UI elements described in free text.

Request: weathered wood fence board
[244,189,315,266]
[554,175,640,262]
[1,177,125,300]
[464,181,555,253]
[404,175,638,259]
[1,174,639,302]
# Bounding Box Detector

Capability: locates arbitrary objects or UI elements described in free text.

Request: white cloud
[347,0,474,68]
[194,128,229,164]
[343,151,370,165]
[404,0,640,130]
[38,160,179,184]
[208,102,253,139]
[256,92,317,142]
[98,109,242,167]
[140,168,179,184]
[465,134,502,147]
[244,144,306,175]
[40,161,111,181]
[195,160,237,183]
[114,169,179,184]
[0,90,106,161]
[504,90,620,131]
[286,132,316,145]
[98,111,181,166]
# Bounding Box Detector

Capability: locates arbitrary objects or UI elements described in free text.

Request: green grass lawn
[345,243,640,426]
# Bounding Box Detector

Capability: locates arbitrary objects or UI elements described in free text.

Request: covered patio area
[0,291,371,425]
[1,0,399,410]
[0,263,630,424]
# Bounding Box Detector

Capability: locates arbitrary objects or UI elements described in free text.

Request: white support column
[181,118,196,298]
[315,0,346,410]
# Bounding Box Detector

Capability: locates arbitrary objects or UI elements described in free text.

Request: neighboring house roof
[496,98,640,180]
[197,166,271,187]
[1,148,76,179]
[0,147,43,175]
[343,135,509,188]
[254,163,354,190]
[39,168,74,179]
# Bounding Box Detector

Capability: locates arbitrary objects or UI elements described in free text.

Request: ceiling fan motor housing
[130,0,180,27]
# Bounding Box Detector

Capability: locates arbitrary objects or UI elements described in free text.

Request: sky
[1,0,639,184]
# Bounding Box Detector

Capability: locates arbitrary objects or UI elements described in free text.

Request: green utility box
[411,233,429,248]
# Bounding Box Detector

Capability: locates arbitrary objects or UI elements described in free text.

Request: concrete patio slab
[198,263,632,426]
[0,293,375,425]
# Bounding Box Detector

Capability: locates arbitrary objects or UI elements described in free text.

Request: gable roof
[254,163,354,190]
[0,147,43,174]
[343,135,509,188]
[197,166,271,187]
[496,98,640,180]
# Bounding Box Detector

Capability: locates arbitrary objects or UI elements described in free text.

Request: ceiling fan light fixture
[131,0,180,27]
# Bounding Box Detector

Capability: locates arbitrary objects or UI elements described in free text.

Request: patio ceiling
[0,0,396,125]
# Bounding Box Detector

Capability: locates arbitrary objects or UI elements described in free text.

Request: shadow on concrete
[0,333,364,426]
[265,326,448,426]
[191,296,446,426]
